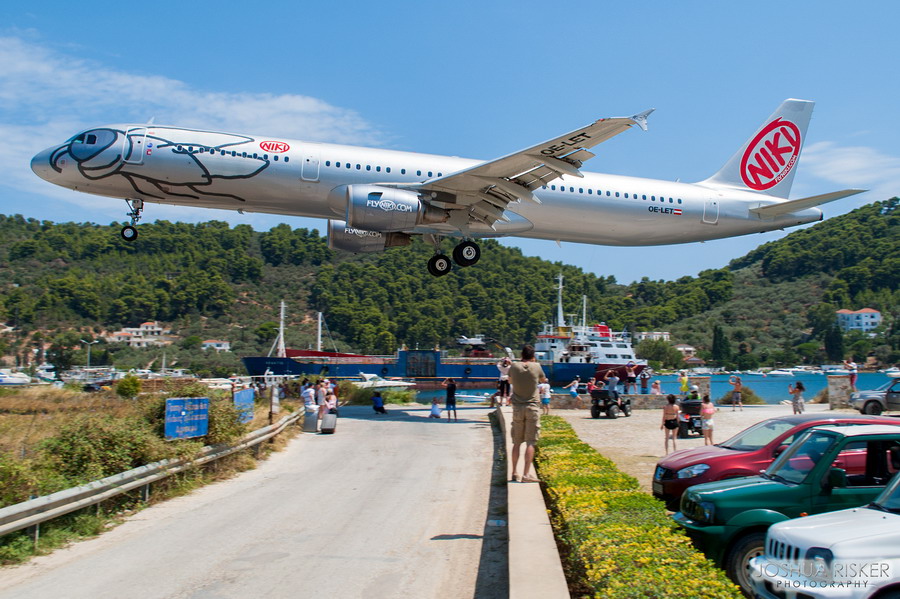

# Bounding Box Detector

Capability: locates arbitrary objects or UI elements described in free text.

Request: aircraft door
[702,197,719,224]
[301,152,320,182]
[123,127,148,165]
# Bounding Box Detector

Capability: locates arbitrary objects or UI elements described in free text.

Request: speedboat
[766,369,795,377]
[351,373,416,391]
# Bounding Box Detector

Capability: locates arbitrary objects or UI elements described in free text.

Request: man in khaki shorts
[508,345,547,483]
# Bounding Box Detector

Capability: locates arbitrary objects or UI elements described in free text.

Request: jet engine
[327,220,411,253]
[333,185,447,232]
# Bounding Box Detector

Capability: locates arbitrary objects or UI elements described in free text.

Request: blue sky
[1,1,898,284]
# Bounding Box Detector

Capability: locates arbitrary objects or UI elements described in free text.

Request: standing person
[700,395,716,446]
[639,369,651,394]
[624,362,638,394]
[651,379,663,395]
[538,379,552,415]
[678,371,690,399]
[441,377,458,421]
[372,391,387,415]
[728,375,744,411]
[563,376,580,398]
[843,359,858,390]
[497,357,512,407]
[315,381,327,418]
[660,394,680,454]
[508,345,547,483]
[788,381,806,414]
[301,383,316,408]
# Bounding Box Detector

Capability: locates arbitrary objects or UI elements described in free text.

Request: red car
[652,412,900,510]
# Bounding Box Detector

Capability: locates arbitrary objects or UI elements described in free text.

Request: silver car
[852,377,900,415]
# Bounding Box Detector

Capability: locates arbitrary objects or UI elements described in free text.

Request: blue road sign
[165,397,209,439]
[233,388,255,423]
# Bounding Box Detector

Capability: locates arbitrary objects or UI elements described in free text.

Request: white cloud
[803,141,900,202]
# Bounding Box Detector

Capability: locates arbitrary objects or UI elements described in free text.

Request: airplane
[31,98,864,276]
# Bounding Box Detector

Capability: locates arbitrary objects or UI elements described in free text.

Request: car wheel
[606,404,619,419]
[725,531,766,595]
[863,401,884,415]
[590,404,601,419]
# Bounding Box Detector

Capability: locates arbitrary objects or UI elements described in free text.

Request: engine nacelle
[338,185,446,232]
[327,220,411,253]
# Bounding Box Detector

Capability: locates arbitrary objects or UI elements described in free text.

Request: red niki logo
[259,141,290,153]
[740,118,802,191]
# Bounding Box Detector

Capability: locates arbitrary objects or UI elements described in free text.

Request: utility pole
[80,339,99,368]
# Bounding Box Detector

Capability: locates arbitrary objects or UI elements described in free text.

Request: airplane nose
[31,147,57,182]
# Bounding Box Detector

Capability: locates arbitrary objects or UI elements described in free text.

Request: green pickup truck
[673,424,900,594]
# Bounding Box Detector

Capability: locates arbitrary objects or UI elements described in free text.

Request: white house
[836,308,882,333]
[107,321,175,348]
[201,339,231,352]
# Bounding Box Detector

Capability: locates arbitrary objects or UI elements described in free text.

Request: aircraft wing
[398,110,653,231]
[749,189,866,219]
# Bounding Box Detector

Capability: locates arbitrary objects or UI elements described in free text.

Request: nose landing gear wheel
[427,254,452,277]
[121,225,138,241]
[452,241,481,267]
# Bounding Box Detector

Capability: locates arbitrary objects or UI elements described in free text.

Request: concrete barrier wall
[827,375,853,409]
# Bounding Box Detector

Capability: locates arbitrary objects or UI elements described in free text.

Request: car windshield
[718,419,796,451]
[765,430,839,484]
[870,464,900,513]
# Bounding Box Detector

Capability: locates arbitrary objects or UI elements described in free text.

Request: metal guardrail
[0,409,304,538]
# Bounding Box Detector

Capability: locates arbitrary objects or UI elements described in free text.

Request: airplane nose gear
[452,241,481,267]
[121,199,144,241]
[427,254,452,277]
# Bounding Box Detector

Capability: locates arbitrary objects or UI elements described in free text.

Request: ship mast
[267,300,287,358]
[556,274,565,327]
[317,312,323,352]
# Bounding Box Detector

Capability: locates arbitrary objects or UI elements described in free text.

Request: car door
[887,380,900,411]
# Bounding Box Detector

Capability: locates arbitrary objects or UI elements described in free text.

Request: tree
[711,325,732,365]
[181,335,203,350]
[823,323,845,362]
[115,374,142,399]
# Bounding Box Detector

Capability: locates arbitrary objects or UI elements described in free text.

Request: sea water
[416,372,888,405]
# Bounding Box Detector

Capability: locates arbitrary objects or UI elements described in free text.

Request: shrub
[715,385,765,406]
[115,374,142,399]
[535,416,741,598]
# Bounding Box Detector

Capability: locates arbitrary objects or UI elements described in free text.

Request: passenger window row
[545,184,682,204]
[175,146,290,162]
[323,161,442,178]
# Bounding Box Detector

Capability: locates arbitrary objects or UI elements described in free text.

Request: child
[429,396,442,419]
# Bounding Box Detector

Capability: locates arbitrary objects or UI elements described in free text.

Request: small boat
[0,370,31,386]
[351,373,416,391]
[766,369,795,377]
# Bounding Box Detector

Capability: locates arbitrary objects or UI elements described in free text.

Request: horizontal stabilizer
[749,189,866,218]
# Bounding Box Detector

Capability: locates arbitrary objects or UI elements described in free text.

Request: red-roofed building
[836,308,882,333]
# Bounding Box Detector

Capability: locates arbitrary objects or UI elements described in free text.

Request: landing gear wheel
[427,254,452,277]
[121,225,138,241]
[725,532,766,595]
[452,241,481,267]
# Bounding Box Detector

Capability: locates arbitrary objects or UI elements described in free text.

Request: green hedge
[535,416,741,598]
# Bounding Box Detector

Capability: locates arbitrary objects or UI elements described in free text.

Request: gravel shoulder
[552,403,846,493]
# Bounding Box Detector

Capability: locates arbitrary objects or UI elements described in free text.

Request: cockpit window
[67,128,118,161]
[86,134,97,145]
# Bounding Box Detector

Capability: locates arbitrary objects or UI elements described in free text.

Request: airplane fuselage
[31,123,822,247]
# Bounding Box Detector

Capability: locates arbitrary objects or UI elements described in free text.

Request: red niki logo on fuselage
[740,118,802,191]
[259,141,290,153]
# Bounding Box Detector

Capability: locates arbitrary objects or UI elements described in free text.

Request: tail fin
[702,99,814,198]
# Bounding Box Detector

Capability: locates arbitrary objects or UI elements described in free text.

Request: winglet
[630,109,655,131]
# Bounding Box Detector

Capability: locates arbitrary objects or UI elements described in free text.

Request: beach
[551,402,857,493]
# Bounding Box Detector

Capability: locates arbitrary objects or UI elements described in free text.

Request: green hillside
[0,198,896,376]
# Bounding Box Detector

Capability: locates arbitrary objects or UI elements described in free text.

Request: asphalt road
[0,405,503,599]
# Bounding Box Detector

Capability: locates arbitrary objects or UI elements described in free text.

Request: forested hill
[0,198,897,372]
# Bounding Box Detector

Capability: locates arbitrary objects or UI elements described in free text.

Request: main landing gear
[120,199,143,241]
[426,239,482,277]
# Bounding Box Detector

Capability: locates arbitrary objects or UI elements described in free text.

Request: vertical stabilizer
[702,99,814,198]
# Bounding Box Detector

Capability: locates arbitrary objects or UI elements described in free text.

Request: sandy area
[552,402,850,493]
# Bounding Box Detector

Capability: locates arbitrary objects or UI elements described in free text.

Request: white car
[749,469,900,598]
